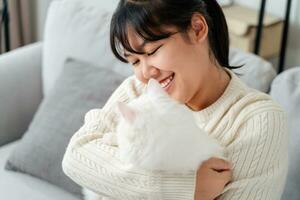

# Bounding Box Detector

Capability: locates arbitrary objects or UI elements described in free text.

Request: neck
[186,65,231,111]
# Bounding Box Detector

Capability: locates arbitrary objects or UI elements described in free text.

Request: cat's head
[116,78,192,130]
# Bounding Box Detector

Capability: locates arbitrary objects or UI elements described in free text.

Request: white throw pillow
[217,0,233,7]
[269,66,300,200]
[229,47,277,93]
[42,0,132,97]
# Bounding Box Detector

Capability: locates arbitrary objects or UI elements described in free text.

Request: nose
[141,60,160,80]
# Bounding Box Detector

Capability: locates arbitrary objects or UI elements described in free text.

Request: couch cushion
[269,67,300,200]
[230,47,277,93]
[5,58,126,198]
[0,140,80,200]
[0,42,43,147]
[43,0,132,97]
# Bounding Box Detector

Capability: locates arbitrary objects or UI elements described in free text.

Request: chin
[169,93,185,104]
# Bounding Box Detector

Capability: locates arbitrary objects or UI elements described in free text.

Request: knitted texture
[62,68,288,200]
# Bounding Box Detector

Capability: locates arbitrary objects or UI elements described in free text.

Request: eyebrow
[123,40,150,58]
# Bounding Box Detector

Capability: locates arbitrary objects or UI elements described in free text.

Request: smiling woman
[109,0,242,110]
[62,0,289,200]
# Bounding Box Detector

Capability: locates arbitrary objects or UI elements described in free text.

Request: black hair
[110,0,243,71]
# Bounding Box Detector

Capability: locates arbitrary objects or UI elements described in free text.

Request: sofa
[0,0,299,200]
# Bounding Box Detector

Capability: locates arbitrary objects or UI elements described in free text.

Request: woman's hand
[194,157,233,200]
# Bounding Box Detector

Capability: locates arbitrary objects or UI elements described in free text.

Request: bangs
[110,0,241,72]
[110,1,174,63]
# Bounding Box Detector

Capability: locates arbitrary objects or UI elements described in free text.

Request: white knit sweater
[62,68,289,200]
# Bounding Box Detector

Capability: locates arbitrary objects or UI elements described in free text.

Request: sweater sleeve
[62,76,197,200]
[217,108,289,200]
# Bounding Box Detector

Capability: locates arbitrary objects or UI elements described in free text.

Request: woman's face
[124,15,218,106]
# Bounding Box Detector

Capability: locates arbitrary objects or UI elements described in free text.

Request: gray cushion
[5,58,125,198]
[269,67,300,200]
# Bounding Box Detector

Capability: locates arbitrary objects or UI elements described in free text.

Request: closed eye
[133,60,140,65]
[147,45,163,56]
[131,44,163,66]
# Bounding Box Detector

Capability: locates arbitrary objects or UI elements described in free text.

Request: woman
[62,0,289,199]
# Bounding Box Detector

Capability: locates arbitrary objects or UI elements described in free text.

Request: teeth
[160,74,174,88]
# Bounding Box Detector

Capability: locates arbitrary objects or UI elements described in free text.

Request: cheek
[172,67,202,103]
[171,79,193,103]
[153,46,181,71]
[158,50,193,74]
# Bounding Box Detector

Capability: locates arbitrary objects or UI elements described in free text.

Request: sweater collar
[190,68,247,124]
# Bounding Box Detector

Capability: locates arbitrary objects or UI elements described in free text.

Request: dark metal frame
[254,0,293,73]
[0,0,10,53]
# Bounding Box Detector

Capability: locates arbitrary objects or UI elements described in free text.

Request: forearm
[62,132,196,199]
[62,109,196,199]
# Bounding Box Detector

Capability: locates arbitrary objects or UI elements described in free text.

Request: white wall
[35,0,300,69]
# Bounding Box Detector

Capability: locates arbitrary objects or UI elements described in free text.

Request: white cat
[82,78,226,199]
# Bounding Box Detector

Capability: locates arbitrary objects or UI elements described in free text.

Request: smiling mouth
[159,73,175,89]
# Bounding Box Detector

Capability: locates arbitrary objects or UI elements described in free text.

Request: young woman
[62,0,289,199]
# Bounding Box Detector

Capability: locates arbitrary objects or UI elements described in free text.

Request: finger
[207,157,233,171]
[219,170,233,184]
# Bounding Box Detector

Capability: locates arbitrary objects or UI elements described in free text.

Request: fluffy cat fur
[82,78,226,200]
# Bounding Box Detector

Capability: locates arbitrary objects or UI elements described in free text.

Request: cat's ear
[147,78,169,98]
[116,102,136,124]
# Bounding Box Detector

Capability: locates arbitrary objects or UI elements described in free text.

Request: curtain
[0,0,7,53]
[9,0,36,50]
[0,0,35,53]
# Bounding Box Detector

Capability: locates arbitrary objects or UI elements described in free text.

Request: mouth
[159,73,175,91]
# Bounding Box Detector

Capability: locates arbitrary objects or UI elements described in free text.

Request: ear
[189,13,208,43]
[117,102,136,124]
[147,78,169,98]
